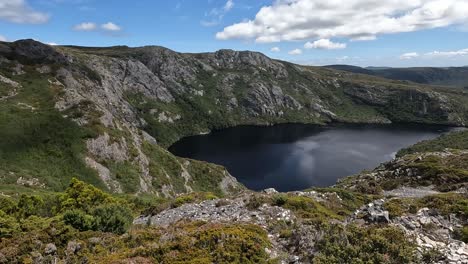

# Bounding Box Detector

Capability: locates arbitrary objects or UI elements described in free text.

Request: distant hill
[325,65,468,88]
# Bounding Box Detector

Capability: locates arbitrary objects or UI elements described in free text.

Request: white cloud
[202,0,235,27]
[400,52,420,60]
[304,39,346,50]
[101,22,121,31]
[216,0,468,43]
[288,48,302,55]
[73,22,96,31]
[270,47,280,52]
[224,0,234,12]
[47,42,58,46]
[424,48,468,57]
[0,0,49,24]
[398,48,468,60]
[0,35,6,41]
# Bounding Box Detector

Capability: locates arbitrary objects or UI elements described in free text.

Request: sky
[1,0,468,67]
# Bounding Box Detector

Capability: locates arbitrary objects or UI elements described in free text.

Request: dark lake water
[169,124,451,192]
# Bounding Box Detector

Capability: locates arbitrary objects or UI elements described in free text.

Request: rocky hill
[0,39,467,263]
[1,39,468,197]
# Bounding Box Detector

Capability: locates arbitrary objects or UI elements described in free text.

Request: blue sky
[1,0,468,67]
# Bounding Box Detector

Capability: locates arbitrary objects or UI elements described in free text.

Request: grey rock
[44,243,57,255]
[66,241,82,255]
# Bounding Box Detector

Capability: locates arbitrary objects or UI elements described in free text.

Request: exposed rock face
[352,199,390,223]
[395,208,468,264]
[134,195,295,228]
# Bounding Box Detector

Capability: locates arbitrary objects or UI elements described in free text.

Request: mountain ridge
[1,39,468,197]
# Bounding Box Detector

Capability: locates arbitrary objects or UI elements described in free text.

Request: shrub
[272,194,287,206]
[60,178,116,213]
[0,210,19,237]
[63,210,95,231]
[313,224,417,263]
[0,197,17,215]
[246,194,272,210]
[17,194,45,218]
[92,204,133,235]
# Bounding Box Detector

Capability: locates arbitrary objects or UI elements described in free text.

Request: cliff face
[1,39,468,196]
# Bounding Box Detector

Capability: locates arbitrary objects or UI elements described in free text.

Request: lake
[169,124,451,192]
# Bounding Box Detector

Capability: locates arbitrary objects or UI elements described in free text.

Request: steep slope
[1,39,468,197]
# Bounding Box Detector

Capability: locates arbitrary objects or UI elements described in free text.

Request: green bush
[92,204,133,234]
[0,210,19,238]
[17,194,45,218]
[63,210,95,231]
[313,224,417,263]
[60,178,117,213]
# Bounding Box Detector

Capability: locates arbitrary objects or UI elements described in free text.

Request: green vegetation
[383,193,468,219]
[134,222,273,264]
[398,130,468,156]
[313,224,417,263]
[0,67,104,191]
[247,189,375,223]
[107,161,141,193]
[0,178,273,263]
[172,192,218,208]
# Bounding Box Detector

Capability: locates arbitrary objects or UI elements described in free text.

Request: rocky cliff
[1,39,468,197]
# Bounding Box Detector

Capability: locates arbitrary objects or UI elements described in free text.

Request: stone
[263,188,278,194]
[66,241,82,255]
[44,243,57,255]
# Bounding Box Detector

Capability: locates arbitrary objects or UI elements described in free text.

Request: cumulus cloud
[101,22,121,31]
[47,42,58,46]
[288,48,302,55]
[400,52,420,60]
[304,39,346,50]
[216,0,468,43]
[270,47,280,52]
[73,22,122,33]
[0,0,49,24]
[73,22,96,31]
[0,35,6,41]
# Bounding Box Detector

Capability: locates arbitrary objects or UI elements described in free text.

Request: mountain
[1,39,468,197]
[326,64,468,88]
[0,39,467,263]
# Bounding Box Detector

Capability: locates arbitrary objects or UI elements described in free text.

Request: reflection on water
[169,124,451,192]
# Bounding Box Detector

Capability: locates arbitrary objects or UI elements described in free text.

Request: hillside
[326,65,468,88]
[1,39,468,197]
[0,39,467,263]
